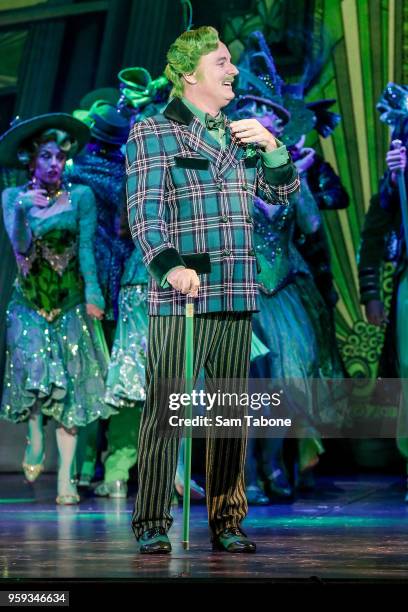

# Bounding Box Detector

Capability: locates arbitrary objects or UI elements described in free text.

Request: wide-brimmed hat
[0,113,90,168]
[73,100,130,145]
[79,87,120,110]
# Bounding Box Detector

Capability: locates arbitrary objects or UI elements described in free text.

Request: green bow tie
[205,113,226,131]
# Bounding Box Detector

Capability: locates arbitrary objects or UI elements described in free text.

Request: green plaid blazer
[126,97,300,315]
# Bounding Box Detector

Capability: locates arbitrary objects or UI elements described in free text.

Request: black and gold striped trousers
[131,312,252,538]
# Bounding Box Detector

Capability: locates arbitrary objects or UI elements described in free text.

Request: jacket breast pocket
[174,156,210,170]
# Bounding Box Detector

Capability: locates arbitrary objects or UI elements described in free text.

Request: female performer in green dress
[0,114,116,504]
[99,223,205,500]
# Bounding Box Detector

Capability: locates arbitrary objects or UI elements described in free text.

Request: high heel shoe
[298,438,324,473]
[246,484,270,505]
[56,478,80,505]
[174,474,205,500]
[264,466,294,501]
[22,460,45,483]
[22,439,45,483]
[56,493,80,505]
[78,473,93,488]
[294,438,323,492]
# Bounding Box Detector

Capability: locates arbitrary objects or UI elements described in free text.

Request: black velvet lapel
[163,97,194,126]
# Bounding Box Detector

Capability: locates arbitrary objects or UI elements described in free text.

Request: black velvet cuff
[148,248,186,285]
[181,252,211,274]
[148,249,212,285]
[263,160,298,186]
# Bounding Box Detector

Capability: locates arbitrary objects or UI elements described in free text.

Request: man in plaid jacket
[126,26,300,554]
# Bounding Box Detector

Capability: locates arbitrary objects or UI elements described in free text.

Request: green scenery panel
[225,0,408,381]
[305,0,406,381]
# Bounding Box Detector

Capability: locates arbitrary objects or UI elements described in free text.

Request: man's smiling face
[193,42,239,111]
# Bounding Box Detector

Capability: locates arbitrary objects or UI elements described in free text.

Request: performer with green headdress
[359,83,408,500]
[0,113,116,504]
[230,32,347,503]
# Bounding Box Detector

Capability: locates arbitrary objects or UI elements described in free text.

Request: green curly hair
[165,26,220,98]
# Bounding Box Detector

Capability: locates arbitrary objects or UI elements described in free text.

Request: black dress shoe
[265,467,294,501]
[212,528,256,553]
[138,527,172,554]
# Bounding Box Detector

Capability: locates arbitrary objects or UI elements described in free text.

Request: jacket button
[221,215,229,223]
[222,248,231,256]
[248,248,255,256]
[242,183,248,191]
[246,215,252,223]
[217,182,223,191]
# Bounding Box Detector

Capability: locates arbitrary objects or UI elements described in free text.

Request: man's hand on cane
[387,139,407,184]
[167,268,200,297]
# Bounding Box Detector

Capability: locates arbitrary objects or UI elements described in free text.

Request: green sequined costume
[105,245,148,408]
[1,183,117,428]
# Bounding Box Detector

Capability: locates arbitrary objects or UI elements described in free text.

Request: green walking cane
[182,298,194,550]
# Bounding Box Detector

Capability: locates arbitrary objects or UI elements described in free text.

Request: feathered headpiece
[230,31,341,145]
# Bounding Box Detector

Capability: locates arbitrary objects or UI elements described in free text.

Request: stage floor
[1,474,408,582]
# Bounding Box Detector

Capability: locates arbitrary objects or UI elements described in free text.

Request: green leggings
[77,404,143,482]
[104,404,143,482]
